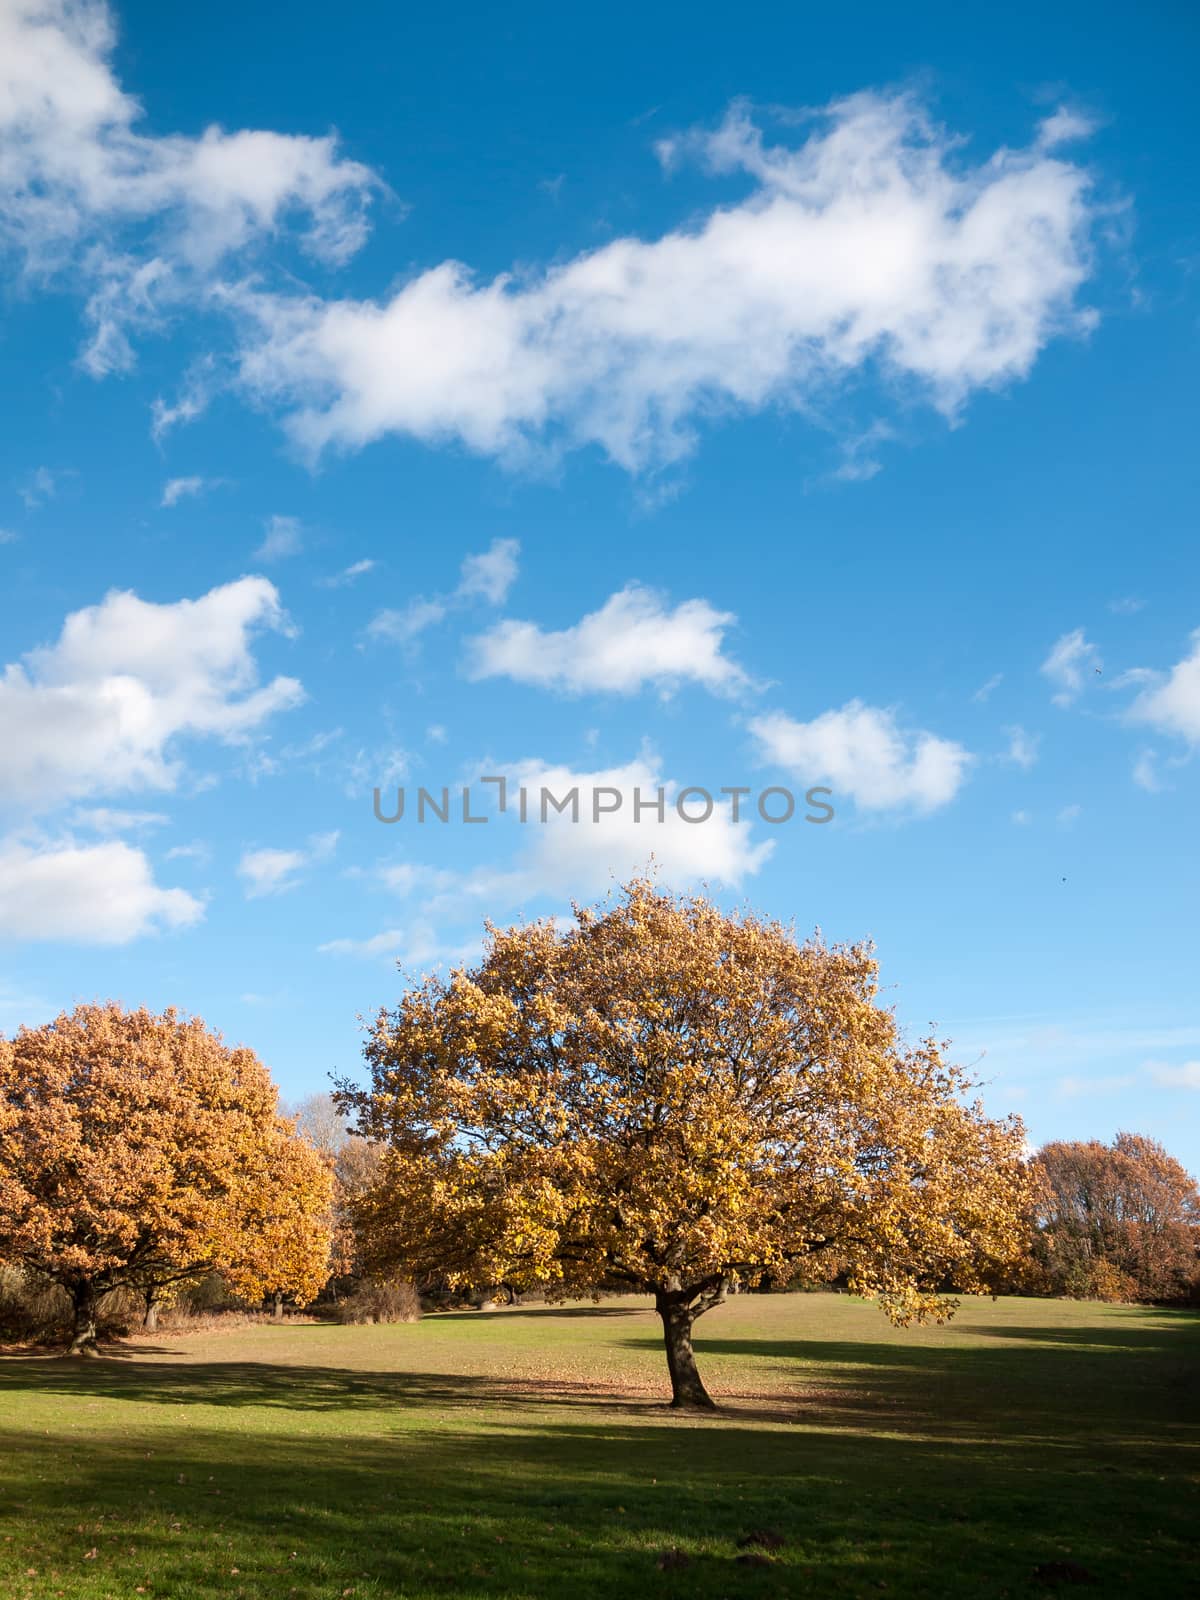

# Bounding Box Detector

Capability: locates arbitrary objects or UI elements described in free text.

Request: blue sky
[1,0,1198,1167]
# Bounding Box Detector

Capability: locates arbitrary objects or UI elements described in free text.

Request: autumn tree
[1032,1134,1200,1303]
[339,881,1033,1409]
[0,1004,333,1352]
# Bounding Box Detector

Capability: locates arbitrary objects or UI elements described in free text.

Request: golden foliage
[342,880,1033,1333]
[0,1003,332,1342]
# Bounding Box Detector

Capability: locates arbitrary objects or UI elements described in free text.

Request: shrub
[335,1278,421,1325]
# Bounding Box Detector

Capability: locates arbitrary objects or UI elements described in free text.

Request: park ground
[0,1293,1196,1599]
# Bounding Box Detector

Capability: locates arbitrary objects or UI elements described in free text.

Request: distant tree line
[1028,1133,1199,1305]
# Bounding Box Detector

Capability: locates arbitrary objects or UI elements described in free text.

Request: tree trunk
[67,1281,99,1356]
[273,1292,284,1323]
[143,1292,159,1332]
[656,1291,716,1410]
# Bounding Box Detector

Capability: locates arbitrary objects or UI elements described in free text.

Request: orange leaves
[0,1002,332,1322]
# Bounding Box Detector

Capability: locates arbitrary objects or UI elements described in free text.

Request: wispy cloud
[237,830,338,898]
[1042,628,1102,706]
[318,558,377,589]
[368,538,520,650]
[255,514,303,562]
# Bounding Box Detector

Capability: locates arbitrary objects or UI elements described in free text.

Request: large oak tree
[0,1003,333,1352]
[340,881,1033,1408]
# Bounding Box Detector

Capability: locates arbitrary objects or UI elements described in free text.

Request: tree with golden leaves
[341,880,1033,1408]
[0,1003,333,1352]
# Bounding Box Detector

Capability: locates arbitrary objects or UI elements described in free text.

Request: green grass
[1,1293,1197,1598]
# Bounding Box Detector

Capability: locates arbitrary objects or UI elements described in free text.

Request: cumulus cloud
[237,829,338,898]
[0,9,1099,475]
[1041,627,1102,706]
[0,0,378,366]
[749,701,972,813]
[467,583,750,697]
[477,753,774,898]
[0,575,303,810]
[0,833,202,943]
[232,94,1097,472]
[331,751,773,957]
[1126,629,1200,744]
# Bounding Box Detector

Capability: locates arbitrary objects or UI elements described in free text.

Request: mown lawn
[0,1293,1196,1598]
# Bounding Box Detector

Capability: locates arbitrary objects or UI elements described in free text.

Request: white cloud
[0,527,19,544]
[1056,803,1082,826]
[255,513,302,562]
[1057,1072,1135,1099]
[1036,109,1098,150]
[457,537,520,604]
[467,583,750,697]
[338,751,774,956]
[1,13,1099,476]
[0,833,202,943]
[481,754,774,897]
[319,920,477,968]
[1108,595,1144,615]
[1132,750,1162,793]
[749,701,971,814]
[1041,627,1101,706]
[972,672,1003,703]
[1144,1059,1200,1091]
[0,575,303,811]
[237,829,338,898]
[18,466,59,508]
[317,557,376,588]
[161,475,210,507]
[1127,629,1200,744]
[151,358,215,440]
[367,596,447,646]
[66,806,168,833]
[1003,725,1039,769]
[232,94,1097,473]
[367,537,521,648]
[1012,809,1032,825]
[165,840,210,864]
[0,0,378,367]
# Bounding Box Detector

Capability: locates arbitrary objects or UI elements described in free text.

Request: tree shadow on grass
[3,1308,1198,1596]
[0,1399,1195,1599]
[0,1353,815,1424]
[4,1312,1197,1446]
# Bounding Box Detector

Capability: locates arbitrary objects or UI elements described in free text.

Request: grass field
[1,1293,1197,1598]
